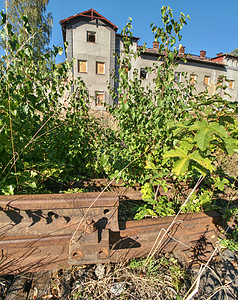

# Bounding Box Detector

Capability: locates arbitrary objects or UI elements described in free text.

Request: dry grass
[217,153,238,179]
[59,255,189,300]
[89,110,120,131]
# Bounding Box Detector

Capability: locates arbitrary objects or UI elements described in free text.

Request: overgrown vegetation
[0,6,237,226]
[105,7,238,219]
[0,6,237,299]
[0,11,104,195]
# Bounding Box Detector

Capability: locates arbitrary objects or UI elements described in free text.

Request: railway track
[0,183,221,275]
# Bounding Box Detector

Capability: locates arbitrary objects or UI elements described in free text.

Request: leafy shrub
[0,12,104,194]
[103,6,238,218]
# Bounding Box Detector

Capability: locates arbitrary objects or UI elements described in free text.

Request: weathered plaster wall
[65,15,238,108]
[66,18,116,109]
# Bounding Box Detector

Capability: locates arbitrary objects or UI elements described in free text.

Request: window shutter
[97,62,105,74]
[78,60,87,73]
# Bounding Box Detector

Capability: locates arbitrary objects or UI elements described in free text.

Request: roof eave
[140,48,226,67]
[60,8,118,32]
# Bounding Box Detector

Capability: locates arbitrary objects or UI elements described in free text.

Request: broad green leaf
[24,47,31,57]
[190,120,228,150]
[225,137,237,156]
[189,120,207,131]
[194,129,211,151]
[189,151,213,171]
[210,122,228,138]
[172,157,189,175]
[179,140,194,152]
[168,71,174,81]
[30,171,38,177]
[163,147,188,159]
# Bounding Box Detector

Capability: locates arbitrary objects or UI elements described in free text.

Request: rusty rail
[0,190,221,275]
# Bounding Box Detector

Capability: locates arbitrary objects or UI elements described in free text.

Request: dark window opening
[87,31,96,43]
[140,68,147,79]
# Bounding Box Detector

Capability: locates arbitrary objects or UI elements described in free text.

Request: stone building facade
[60,9,238,109]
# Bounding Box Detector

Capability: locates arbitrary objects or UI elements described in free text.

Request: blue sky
[0,0,238,63]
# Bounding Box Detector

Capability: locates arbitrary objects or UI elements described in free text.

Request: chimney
[216,52,223,57]
[153,41,159,49]
[179,46,185,55]
[200,50,206,58]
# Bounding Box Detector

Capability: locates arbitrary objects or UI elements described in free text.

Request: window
[140,68,148,79]
[174,72,181,82]
[190,74,197,85]
[229,80,234,89]
[96,62,105,75]
[78,60,87,73]
[87,31,96,43]
[95,91,104,106]
[203,76,210,86]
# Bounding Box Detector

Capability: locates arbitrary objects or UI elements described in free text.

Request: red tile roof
[60,8,118,31]
[138,46,226,67]
[211,53,238,63]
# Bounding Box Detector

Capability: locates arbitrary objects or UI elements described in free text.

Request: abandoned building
[60,9,238,109]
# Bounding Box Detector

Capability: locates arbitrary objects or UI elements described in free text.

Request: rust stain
[0,191,221,274]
